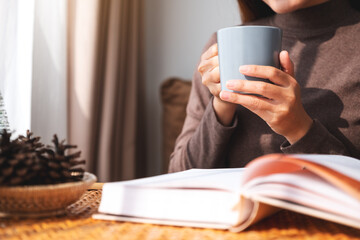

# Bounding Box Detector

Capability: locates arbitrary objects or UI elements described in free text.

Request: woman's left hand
[219,50,313,144]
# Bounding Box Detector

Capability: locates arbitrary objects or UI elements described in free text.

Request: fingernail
[239,65,249,73]
[220,91,230,100]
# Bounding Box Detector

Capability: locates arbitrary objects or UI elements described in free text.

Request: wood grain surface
[1,190,359,240]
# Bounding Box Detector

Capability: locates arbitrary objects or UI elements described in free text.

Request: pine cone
[0,130,86,186]
[0,130,40,186]
[39,134,85,184]
[18,130,44,153]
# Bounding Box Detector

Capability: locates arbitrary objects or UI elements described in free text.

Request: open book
[93,154,360,232]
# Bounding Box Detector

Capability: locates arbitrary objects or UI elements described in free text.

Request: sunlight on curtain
[0,0,34,135]
[0,0,67,142]
[31,0,67,142]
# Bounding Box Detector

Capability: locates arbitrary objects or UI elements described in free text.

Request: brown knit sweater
[168,0,360,172]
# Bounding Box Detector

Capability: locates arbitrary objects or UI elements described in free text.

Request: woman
[168,0,360,172]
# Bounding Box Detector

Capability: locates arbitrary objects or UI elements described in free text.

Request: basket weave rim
[0,172,97,191]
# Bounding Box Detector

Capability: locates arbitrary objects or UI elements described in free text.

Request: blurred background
[0,0,240,182]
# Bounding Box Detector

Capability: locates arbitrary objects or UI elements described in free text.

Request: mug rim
[217,25,281,34]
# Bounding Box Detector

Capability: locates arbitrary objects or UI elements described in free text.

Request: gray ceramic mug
[217,26,282,93]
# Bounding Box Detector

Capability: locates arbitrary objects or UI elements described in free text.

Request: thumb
[280,50,294,77]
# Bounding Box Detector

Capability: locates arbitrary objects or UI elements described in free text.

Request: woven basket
[0,172,97,217]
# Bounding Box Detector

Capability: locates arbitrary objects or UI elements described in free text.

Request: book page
[242,170,360,221]
[290,154,360,181]
[99,180,240,225]
[111,168,245,192]
[98,168,246,226]
[250,196,360,230]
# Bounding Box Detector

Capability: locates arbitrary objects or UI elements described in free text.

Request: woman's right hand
[198,43,237,126]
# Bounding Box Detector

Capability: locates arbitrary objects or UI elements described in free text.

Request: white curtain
[0,0,67,142]
[0,0,34,135]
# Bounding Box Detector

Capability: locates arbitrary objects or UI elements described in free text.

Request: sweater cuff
[206,97,238,131]
[185,98,238,168]
[281,119,332,153]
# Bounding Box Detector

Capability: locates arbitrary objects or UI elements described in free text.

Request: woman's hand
[219,50,313,144]
[198,44,236,126]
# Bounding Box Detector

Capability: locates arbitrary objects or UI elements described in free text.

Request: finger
[198,56,219,74]
[202,66,220,86]
[200,44,218,61]
[210,66,220,83]
[220,91,274,117]
[239,65,291,87]
[226,79,284,100]
[280,50,294,77]
[208,83,222,97]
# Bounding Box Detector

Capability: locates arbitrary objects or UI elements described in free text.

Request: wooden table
[1,190,360,240]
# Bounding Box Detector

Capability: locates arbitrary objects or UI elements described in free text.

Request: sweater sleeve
[280,119,349,155]
[168,34,238,173]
